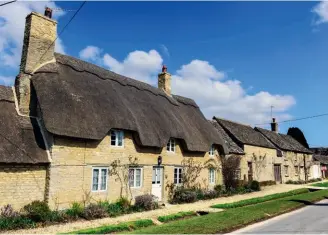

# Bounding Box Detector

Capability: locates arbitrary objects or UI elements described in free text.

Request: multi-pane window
[209,145,215,157]
[295,166,299,175]
[284,165,289,176]
[234,169,241,180]
[129,168,142,188]
[92,167,108,191]
[110,130,124,147]
[209,168,216,184]
[174,167,183,184]
[166,138,175,153]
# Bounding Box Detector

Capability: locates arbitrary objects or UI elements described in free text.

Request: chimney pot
[158,65,171,96]
[271,117,278,133]
[44,7,52,19]
[162,65,167,73]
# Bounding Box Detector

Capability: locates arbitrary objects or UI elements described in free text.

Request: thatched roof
[213,117,276,149]
[0,86,48,164]
[31,53,228,153]
[255,127,312,154]
[209,120,244,155]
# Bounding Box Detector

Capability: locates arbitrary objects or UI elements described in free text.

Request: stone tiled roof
[210,120,244,155]
[255,127,312,154]
[213,117,276,149]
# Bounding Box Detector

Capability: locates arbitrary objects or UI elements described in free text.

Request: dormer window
[209,145,215,157]
[110,130,124,147]
[166,138,175,153]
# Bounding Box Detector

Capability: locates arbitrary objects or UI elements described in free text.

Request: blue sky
[1,1,328,147]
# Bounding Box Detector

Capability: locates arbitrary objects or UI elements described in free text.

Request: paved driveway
[233,199,328,234]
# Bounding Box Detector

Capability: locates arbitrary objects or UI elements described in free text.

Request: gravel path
[6,184,304,234]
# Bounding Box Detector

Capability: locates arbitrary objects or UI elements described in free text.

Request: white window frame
[174,167,183,185]
[166,138,175,153]
[209,168,216,184]
[209,145,215,157]
[110,130,124,147]
[129,168,143,188]
[92,167,108,192]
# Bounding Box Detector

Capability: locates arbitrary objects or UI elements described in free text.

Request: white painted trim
[174,167,183,185]
[110,130,124,148]
[129,167,143,188]
[91,167,109,192]
[31,58,56,74]
[166,138,176,153]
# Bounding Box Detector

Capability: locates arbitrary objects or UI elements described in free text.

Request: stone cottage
[255,119,316,182]
[0,10,228,209]
[212,117,278,183]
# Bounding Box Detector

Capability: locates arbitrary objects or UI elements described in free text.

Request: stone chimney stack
[158,65,171,96]
[15,9,57,115]
[271,118,278,133]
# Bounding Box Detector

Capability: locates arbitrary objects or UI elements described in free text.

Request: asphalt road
[232,199,328,234]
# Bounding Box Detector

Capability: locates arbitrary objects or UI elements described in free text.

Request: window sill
[285,175,289,177]
[92,190,107,193]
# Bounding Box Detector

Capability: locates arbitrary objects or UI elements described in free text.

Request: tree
[287,127,309,148]
[221,155,241,190]
[252,153,267,180]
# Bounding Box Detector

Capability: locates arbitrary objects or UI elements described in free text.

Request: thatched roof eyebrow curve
[31,54,227,153]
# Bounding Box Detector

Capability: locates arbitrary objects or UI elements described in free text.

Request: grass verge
[158,211,197,223]
[129,189,328,234]
[66,219,154,234]
[311,182,328,187]
[212,188,309,209]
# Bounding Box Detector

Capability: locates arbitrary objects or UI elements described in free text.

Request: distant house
[255,119,317,181]
[311,148,328,178]
[0,11,228,209]
[212,117,278,183]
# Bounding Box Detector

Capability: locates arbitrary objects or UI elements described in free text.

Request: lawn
[66,219,154,234]
[211,188,309,209]
[129,189,328,234]
[311,182,328,187]
[158,211,197,223]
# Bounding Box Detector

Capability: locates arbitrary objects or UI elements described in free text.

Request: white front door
[152,167,163,201]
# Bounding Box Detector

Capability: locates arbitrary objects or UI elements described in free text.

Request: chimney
[158,65,171,96]
[271,118,278,133]
[15,9,57,115]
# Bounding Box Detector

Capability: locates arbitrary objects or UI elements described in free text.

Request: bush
[195,189,205,200]
[249,180,261,191]
[66,202,84,219]
[83,203,108,220]
[171,187,197,204]
[259,180,276,187]
[116,197,131,212]
[134,194,158,211]
[22,201,51,222]
[203,190,218,200]
[106,202,124,217]
[0,205,19,218]
[0,216,35,230]
[214,185,223,194]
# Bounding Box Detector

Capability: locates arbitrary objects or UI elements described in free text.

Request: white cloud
[78,47,295,124]
[312,1,328,25]
[103,50,163,84]
[0,1,66,69]
[0,76,14,86]
[160,44,170,58]
[79,45,102,61]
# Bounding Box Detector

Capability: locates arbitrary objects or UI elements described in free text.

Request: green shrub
[214,185,223,193]
[0,216,35,230]
[66,202,84,219]
[158,211,196,223]
[134,194,158,211]
[259,180,276,187]
[203,190,219,199]
[22,200,51,222]
[249,180,261,191]
[132,219,154,228]
[195,189,205,200]
[83,203,108,220]
[106,202,124,217]
[116,197,131,212]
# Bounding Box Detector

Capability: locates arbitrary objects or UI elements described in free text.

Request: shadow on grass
[289,199,328,206]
